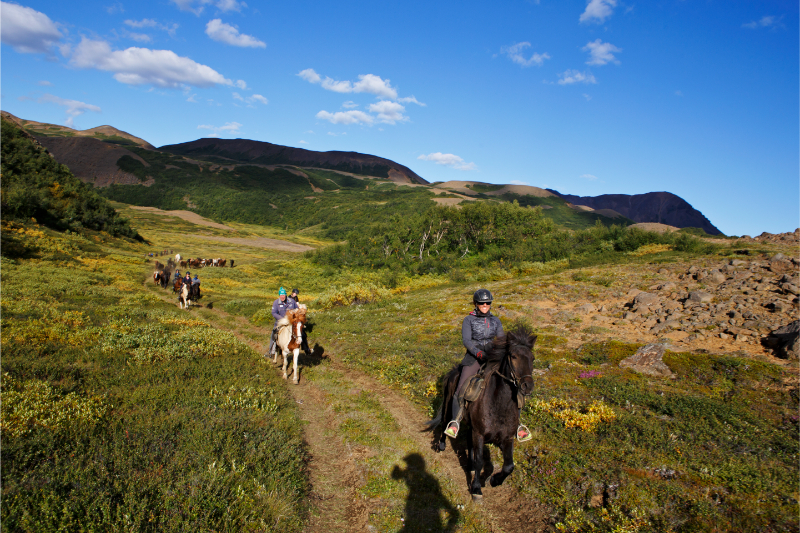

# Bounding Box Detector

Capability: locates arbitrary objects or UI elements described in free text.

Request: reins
[490,350,532,396]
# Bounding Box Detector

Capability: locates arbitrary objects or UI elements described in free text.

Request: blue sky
[2,0,797,236]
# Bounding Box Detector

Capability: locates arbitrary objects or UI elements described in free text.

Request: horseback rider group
[268,287,311,357]
[444,289,531,442]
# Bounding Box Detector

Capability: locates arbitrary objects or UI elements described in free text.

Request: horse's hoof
[293,380,299,385]
[490,475,500,488]
[471,494,484,503]
[438,441,446,452]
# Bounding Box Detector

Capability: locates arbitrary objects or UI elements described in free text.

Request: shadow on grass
[391,453,460,532]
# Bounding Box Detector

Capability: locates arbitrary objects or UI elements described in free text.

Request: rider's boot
[267,328,277,356]
[444,397,465,438]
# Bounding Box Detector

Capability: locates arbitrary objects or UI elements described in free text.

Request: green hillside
[0,118,141,241]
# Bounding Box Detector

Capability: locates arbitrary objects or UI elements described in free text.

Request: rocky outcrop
[546,190,721,235]
[762,321,799,360]
[619,343,675,378]
[159,138,427,185]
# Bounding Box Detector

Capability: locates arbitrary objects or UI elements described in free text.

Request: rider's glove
[475,350,485,362]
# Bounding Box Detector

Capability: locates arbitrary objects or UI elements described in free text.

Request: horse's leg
[490,439,515,488]
[282,349,289,379]
[292,348,300,384]
[439,374,456,451]
[470,429,485,500]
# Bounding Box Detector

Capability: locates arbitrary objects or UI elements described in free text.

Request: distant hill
[547,190,722,235]
[0,111,154,149]
[0,111,722,234]
[158,138,427,185]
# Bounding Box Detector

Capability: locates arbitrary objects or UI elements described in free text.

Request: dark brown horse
[426,326,536,501]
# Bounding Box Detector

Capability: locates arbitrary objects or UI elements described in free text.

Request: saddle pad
[463,376,485,402]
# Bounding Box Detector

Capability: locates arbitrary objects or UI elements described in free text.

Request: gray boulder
[761,321,799,360]
[634,292,660,306]
[688,291,713,303]
[619,343,675,378]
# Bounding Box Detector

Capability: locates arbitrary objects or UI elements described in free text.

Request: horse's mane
[485,325,535,363]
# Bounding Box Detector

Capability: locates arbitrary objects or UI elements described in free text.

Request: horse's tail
[423,403,444,432]
[423,365,460,432]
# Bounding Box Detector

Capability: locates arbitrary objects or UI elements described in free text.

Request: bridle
[495,349,533,396]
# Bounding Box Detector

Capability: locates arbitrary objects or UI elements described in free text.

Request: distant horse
[161,269,171,289]
[175,253,181,263]
[274,305,307,384]
[180,260,187,269]
[426,326,536,501]
[178,282,192,309]
[229,259,235,268]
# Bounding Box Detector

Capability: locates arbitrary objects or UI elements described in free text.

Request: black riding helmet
[473,288,493,304]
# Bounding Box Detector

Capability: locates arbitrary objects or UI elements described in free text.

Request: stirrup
[444,421,459,438]
[517,424,532,442]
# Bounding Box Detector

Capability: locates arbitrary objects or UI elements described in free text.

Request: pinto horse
[427,325,536,501]
[178,282,191,309]
[274,305,307,384]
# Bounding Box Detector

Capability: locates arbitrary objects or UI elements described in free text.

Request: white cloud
[742,15,783,29]
[501,42,550,67]
[125,18,158,28]
[583,39,621,65]
[198,121,242,137]
[341,100,358,109]
[418,152,477,171]
[510,180,529,185]
[579,0,616,24]
[172,0,246,15]
[126,32,152,43]
[187,93,199,102]
[557,69,597,85]
[38,94,101,127]
[124,18,179,37]
[299,69,398,99]
[0,1,62,53]
[582,93,592,101]
[205,19,265,48]
[233,91,267,106]
[580,173,598,180]
[368,100,407,124]
[327,131,346,136]
[38,80,53,86]
[398,95,426,106]
[298,68,321,83]
[316,110,374,125]
[299,140,308,144]
[69,37,238,88]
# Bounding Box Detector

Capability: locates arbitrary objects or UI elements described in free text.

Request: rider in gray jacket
[444,288,531,442]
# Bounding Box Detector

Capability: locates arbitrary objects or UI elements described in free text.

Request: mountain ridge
[547,189,722,235]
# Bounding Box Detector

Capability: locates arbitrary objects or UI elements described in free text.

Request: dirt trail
[144,277,550,532]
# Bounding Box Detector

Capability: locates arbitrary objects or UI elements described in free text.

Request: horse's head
[492,325,537,396]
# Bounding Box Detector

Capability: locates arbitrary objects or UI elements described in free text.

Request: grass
[3,203,797,533]
[0,221,308,532]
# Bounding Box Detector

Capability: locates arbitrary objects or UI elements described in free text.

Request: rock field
[500,232,799,363]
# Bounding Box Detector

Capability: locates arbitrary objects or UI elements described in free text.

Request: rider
[443,289,531,442]
[173,269,182,281]
[268,287,298,355]
[183,271,192,286]
[287,288,311,356]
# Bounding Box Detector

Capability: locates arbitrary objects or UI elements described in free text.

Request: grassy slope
[0,223,308,532]
[2,207,797,532]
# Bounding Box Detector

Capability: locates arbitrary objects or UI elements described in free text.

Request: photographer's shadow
[391,453,460,532]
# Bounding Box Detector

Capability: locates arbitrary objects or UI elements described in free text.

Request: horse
[426,326,536,501]
[190,281,201,301]
[161,269,171,289]
[172,277,183,294]
[274,305,307,384]
[175,253,181,263]
[153,270,162,285]
[178,282,191,309]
